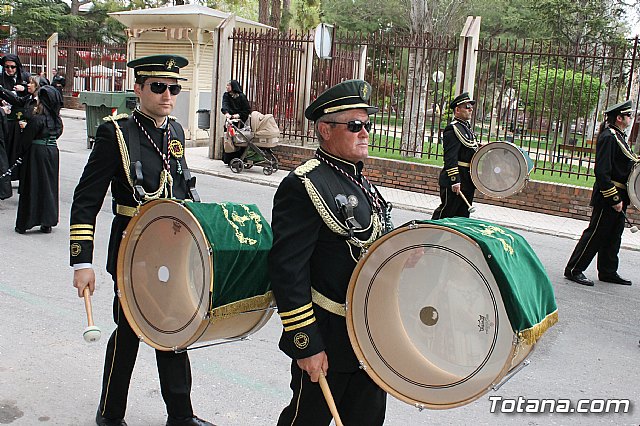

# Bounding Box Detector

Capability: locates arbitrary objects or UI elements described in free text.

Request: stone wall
[273,144,640,223]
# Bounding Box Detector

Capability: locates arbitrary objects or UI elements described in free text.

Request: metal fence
[473,38,640,180]
[228,28,640,180]
[1,38,127,97]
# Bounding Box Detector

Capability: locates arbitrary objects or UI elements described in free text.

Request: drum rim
[627,162,640,210]
[346,223,519,409]
[471,141,530,199]
[116,199,214,351]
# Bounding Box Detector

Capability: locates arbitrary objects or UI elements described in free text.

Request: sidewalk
[61,108,640,251]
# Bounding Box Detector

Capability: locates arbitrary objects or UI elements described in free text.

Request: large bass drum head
[471,142,532,198]
[347,224,527,409]
[628,162,640,210]
[117,199,212,351]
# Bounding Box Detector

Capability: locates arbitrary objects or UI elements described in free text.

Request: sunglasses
[144,82,182,95]
[325,120,372,133]
[462,103,474,110]
[4,65,16,69]
[621,112,632,117]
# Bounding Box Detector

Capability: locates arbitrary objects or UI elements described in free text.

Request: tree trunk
[259,0,270,25]
[270,0,281,30]
[281,0,292,32]
[400,38,428,156]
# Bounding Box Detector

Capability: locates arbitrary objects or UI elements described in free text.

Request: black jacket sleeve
[269,173,326,360]
[69,122,120,265]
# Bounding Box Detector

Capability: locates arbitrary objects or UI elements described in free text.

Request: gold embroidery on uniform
[168,139,184,159]
[70,243,82,257]
[294,332,309,349]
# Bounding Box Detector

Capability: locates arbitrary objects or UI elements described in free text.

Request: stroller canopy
[249,111,280,138]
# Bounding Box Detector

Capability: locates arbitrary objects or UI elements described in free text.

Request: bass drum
[346,223,534,409]
[117,199,274,351]
[471,141,534,198]
[627,162,640,210]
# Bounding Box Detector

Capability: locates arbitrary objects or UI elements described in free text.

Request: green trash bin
[79,91,138,149]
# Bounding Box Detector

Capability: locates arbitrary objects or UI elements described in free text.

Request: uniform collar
[317,147,363,176]
[134,108,168,128]
[609,124,627,138]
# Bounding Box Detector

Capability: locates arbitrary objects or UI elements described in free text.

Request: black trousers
[277,361,387,426]
[98,293,194,420]
[565,203,626,277]
[431,185,475,220]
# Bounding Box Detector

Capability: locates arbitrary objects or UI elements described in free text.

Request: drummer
[269,79,392,425]
[564,100,636,287]
[431,92,479,219]
[69,55,214,426]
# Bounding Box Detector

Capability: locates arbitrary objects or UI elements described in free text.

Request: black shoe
[599,273,632,286]
[14,227,25,234]
[40,225,52,233]
[96,411,127,426]
[166,416,215,426]
[564,272,594,286]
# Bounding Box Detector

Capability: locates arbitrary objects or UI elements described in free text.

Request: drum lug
[408,221,418,229]
[358,360,368,371]
[116,289,122,298]
[414,403,425,412]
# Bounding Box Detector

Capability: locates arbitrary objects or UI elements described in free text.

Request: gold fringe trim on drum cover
[209,291,274,320]
[517,309,558,346]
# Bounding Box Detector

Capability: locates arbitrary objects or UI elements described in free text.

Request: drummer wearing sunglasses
[270,80,391,425]
[431,91,479,219]
[70,55,214,426]
[564,99,635,287]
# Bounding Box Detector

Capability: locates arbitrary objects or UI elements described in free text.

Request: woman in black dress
[14,85,63,234]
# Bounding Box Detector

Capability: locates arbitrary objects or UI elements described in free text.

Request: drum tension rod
[491,359,531,391]
[174,336,252,353]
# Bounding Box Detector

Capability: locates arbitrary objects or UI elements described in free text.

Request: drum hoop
[346,223,518,409]
[471,142,529,198]
[627,162,640,210]
[116,199,214,351]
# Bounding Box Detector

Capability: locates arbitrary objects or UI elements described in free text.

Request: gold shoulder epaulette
[103,113,129,122]
[294,159,320,176]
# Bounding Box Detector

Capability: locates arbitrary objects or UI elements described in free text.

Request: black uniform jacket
[269,148,381,372]
[439,119,477,188]
[591,126,635,208]
[70,109,191,275]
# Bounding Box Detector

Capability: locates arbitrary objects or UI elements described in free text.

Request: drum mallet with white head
[458,191,476,214]
[318,374,344,426]
[82,287,101,343]
[622,211,639,233]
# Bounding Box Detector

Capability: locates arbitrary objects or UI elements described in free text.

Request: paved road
[0,117,638,425]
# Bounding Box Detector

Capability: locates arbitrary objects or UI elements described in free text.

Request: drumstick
[458,191,476,213]
[622,211,639,233]
[318,374,344,426]
[83,288,102,343]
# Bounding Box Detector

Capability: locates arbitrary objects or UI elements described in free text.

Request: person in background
[0,103,11,199]
[0,54,31,180]
[564,100,636,287]
[51,69,66,105]
[13,85,62,234]
[220,79,251,164]
[431,92,479,219]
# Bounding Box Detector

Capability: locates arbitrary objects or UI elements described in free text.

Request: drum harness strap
[611,126,640,163]
[310,287,346,317]
[107,114,200,217]
[451,120,478,149]
[294,159,381,259]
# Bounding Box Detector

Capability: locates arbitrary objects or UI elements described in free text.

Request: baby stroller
[225,111,280,175]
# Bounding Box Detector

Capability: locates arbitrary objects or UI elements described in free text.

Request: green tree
[520,65,601,158]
